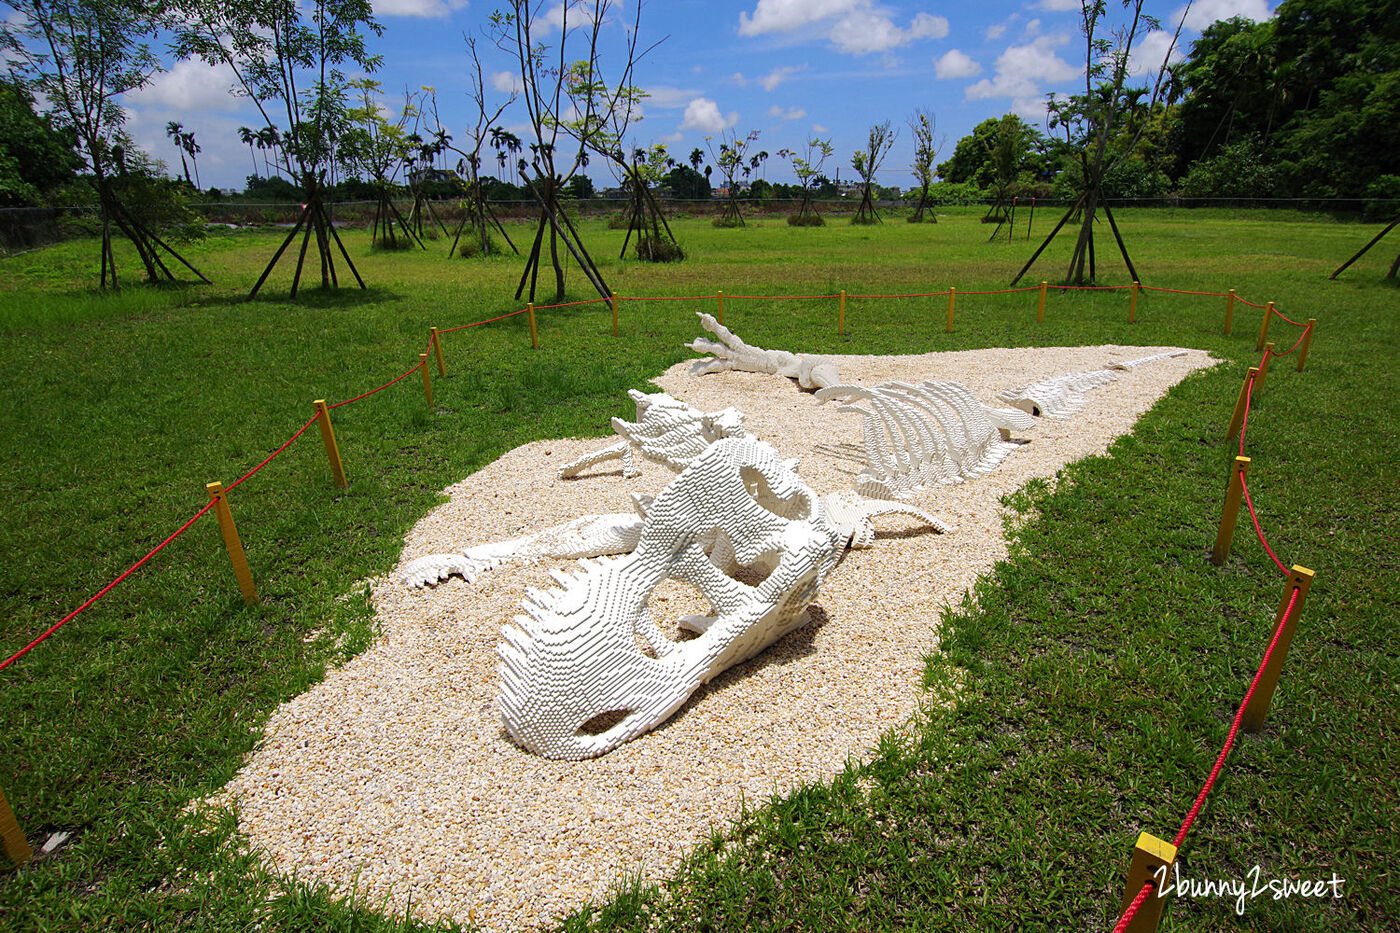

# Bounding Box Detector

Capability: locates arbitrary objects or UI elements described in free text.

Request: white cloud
[739,0,864,35]
[759,64,807,91]
[1024,18,1042,37]
[124,60,247,113]
[986,23,1007,39]
[964,34,1079,101]
[934,49,982,79]
[491,71,523,94]
[767,105,807,120]
[1129,29,1187,77]
[1180,0,1273,31]
[680,97,738,133]
[1036,0,1082,10]
[644,86,704,109]
[909,13,949,40]
[812,123,830,134]
[740,1,950,55]
[371,0,468,17]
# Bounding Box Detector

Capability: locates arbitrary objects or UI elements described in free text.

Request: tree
[850,120,895,225]
[439,40,518,258]
[0,79,82,206]
[237,125,259,179]
[490,0,648,302]
[706,128,759,227]
[175,0,383,298]
[338,80,421,250]
[906,108,939,223]
[777,137,834,226]
[4,0,209,287]
[664,163,709,200]
[1012,1,1184,286]
[165,121,201,189]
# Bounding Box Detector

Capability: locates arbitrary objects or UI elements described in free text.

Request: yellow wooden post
[1225,289,1236,335]
[419,353,434,407]
[1256,342,1276,390]
[1255,301,1274,351]
[1296,319,1316,371]
[1129,280,1140,323]
[430,327,446,377]
[611,293,619,337]
[0,784,31,866]
[837,289,847,335]
[946,287,956,333]
[716,290,724,326]
[206,481,258,605]
[1118,832,1177,933]
[1225,367,1260,441]
[527,302,538,349]
[1242,566,1316,733]
[1037,281,1047,323]
[1211,457,1251,565]
[313,400,347,488]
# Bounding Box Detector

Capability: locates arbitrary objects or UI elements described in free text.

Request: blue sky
[121,0,1274,191]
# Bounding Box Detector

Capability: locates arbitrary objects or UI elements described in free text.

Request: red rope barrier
[1267,323,1311,359]
[724,293,841,300]
[1141,285,1227,297]
[956,285,1047,296]
[1236,370,1292,577]
[1270,306,1307,328]
[227,414,318,492]
[1236,297,1266,308]
[328,361,422,409]
[0,501,217,673]
[846,291,948,299]
[530,297,609,310]
[1112,880,1156,933]
[615,294,711,302]
[437,307,530,334]
[1173,585,1302,847]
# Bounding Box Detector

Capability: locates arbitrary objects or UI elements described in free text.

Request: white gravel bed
[207,344,1214,931]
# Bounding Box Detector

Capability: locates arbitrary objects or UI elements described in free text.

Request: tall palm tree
[165,121,192,186]
[238,125,258,179]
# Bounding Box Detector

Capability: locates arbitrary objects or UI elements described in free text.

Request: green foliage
[1179,135,1279,198]
[0,81,82,206]
[938,115,1046,188]
[663,164,709,200]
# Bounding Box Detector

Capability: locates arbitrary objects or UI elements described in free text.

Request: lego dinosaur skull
[498,437,849,760]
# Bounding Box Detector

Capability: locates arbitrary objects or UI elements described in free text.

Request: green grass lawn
[0,207,1396,931]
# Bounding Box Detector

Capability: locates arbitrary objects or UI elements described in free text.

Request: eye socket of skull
[738,464,813,522]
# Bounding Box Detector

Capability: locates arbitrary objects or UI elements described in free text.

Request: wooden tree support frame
[248,193,365,300]
[617,176,681,261]
[96,189,212,290]
[1329,213,1400,279]
[514,173,610,304]
[448,184,519,258]
[371,188,425,252]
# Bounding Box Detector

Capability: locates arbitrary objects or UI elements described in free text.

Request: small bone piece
[401,513,645,587]
[817,490,950,548]
[687,313,840,390]
[558,390,751,479]
[498,437,850,760]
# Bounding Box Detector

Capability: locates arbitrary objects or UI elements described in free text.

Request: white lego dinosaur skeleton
[687,313,841,390]
[996,350,1189,419]
[497,437,851,759]
[558,390,751,479]
[815,380,1036,500]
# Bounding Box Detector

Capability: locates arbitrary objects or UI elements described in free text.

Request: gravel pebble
[208,345,1214,931]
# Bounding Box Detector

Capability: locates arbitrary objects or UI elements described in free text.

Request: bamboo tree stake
[1129,281,1140,323]
[1242,566,1316,732]
[1257,342,1276,390]
[1211,456,1251,565]
[431,327,446,377]
[1225,289,1236,335]
[419,354,434,407]
[527,302,538,349]
[1225,367,1259,441]
[313,400,347,488]
[837,289,847,335]
[946,287,956,333]
[0,784,31,866]
[206,482,257,605]
[1037,281,1047,322]
[716,290,725,326]
[1118,832,1177,933]
[1256,301,1275,351]
[611,293,619,337]
[1297,319,1316,371]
